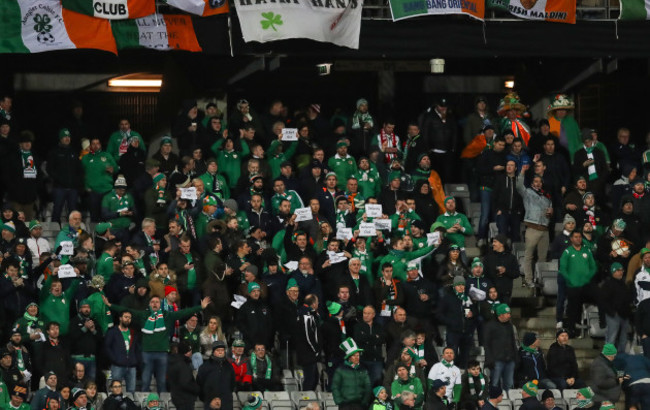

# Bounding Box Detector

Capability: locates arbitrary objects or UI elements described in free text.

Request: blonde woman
[200,316,228,359]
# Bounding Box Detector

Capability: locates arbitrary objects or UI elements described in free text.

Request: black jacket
[104,326,140,368]
[636,298,650,337]
[168,353,200,407]
[517,347,549,386]
[102,394,140,410]
[418,108,458,153]
[477,149,507,189]
[329,270,374,308]
[483,249,520,301]
[492,174,524,214]
[519,396,546,410]
[436,287,477,334]
[572,148,609,183]
[197,356,235,407]
[237,298,274,349]
[599,276,634,319]
[353,321,385,363]
[46,143,82,189]
[546,342,579,379]
[294,306,322,366]
[69,313,102,357]
[483,319,518,366]
[402,277,436,319]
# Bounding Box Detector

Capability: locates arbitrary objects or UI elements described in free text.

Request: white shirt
[428,362,461,401]
[635,267,650,305]
[27,237,50,267]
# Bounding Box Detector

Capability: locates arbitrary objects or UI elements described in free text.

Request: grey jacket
[516,173,552,226]
[590,355,622,402]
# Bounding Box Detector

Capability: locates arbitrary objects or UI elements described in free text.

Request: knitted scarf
[142,310,166,334]
[23,310,38,327]
[250,354,272,380]
[583,205,596,226]
[379,129,398,163]
[14,348,25,372]
[633,191,645,199]
[455,289,469,304]
[441,359,454,368]
[352,110,373,130]
[154,180,166,205]
[521,344,537,354]
[345,359,359,369]
[576,399,592,408]
[163,298,180,342]
[21,149,37,178]
[584,145,598,180]
[468,373,486,397]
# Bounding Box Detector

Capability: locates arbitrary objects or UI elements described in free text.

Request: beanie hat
[147,393,160,404]
[71,387,87,402]
[471,257,483,269]
[12,384,28,400]
[177,341,192,355]
[453,276,466,286]
[95,222,112,235]
[327,301,342,316]
[165,286,177,297]
[2,221,16,233]
[114,174,127,188]
[563,214,576,224]
[523,332,537,347]
[541,389,554,401]
[388,171,401,181]
[610,262,623,274]
[79,299,90,307]
[45,371,57,381]
[286,278,298,291]
[233,339,246,348]
[578,387,594,400]
[495,304,511,316]
[153,173,166,186]
[640,248,650,257]
[224,199,238,212]
[556,328,569,339]
[600,401,616,410]
[28,220,42,231]
[582,192,594,202]
[243,394,262,410]
[612,218,626,231]
[245,265,258,276]
[211,340,226,352]
[373,386,386,398]
[417,153,429,163]
[407,261,418,271]
[489,386,503,400]
[493,234,508,247]
[356,98,368,109]
[58,128,71,140]
[602,343,617,356]
[248,282,261,293]
[161,136,172,145]
[444,196,455,204]
[522,380,538,396]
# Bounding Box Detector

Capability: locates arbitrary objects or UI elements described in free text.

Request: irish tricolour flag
[620,0,650,19]
[111,14,202,51]
[0,0,117,54]
[164,0,229,17]
[62,0,155,20]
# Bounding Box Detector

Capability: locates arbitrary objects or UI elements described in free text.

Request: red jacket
[229,354,253,384]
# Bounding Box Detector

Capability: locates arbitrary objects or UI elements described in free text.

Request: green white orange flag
[61,0,155,19]
[390,0,484,21]
[486,0,575,23]
[0,0,117,54]
[619,0,650,19]
[164,0,230,16]
[111,14,202,51]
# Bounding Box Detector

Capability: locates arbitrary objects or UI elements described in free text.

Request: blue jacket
[104,326,140,367]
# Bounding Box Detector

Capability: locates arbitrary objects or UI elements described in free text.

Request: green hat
[79,299,90,307]
[612,218,626,231]
[388,171,401,181]
[28,220,42,231]
[602,343,617,356]
[599,401,615,410]
[578,387,594,400]
[610,262,623,274]
[95,222,111,235]
[444,196,455,204]
[339,337,363,359]
[336,139,349,148]
[471,257,483,269]
[327,301,342,316]
[448,244,460,251]
[243,394,262,410]
[153,172,166,186]
[233,339,246,347]
[286,278,298,290]
[203,196,217,207]
[417,153,429,163]
[373,386,386,398]
[2,221,16,233]
[325,172,337,179]
[407,261,418,271]
[248,282,261,293]
[147,393,160,404]
[495,304,511,316]
[640,248,650,257]
[522,380,538,396]
[58,128,71,139]
[431,222,446,232]
[161,136,172,145]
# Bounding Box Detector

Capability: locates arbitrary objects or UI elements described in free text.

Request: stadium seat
[318,391,337,409]
[498,398,512,410]
[583,304,606,338]
[238,391,264,406]
[562,389,579,400]
[290,391,318,409]
[507,389,522,401]
[264,391,292,408]
[134,392,150,407]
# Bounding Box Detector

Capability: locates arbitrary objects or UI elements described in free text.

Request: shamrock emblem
[260,12,283,31]
[33,14,52,34]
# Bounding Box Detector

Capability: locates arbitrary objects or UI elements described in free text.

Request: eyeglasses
[111,384,123,389]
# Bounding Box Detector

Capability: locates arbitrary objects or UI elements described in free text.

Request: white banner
[235,0,363,49]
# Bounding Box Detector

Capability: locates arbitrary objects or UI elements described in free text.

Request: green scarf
[145,234,159,268]
[21,149,36,177]
[23,311,38,327]
[345,360,359,369]
[352,111,373,129]
[468,373,485,398]
[521,344,537,354]
[455,289,469,304]
[577,399,592,408]
[185,253,197,289]
[250,354,272,380]
[441,359,454,368]
[142,310,166,334]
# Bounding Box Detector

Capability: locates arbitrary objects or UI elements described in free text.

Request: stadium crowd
[0,91,650,410]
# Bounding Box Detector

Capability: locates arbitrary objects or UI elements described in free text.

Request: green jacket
[354,169,382,199]
[433,212,474,248]
[195,212,213,240]
[97,252,115,282]
[106,130,145,162]
[111,304,202,352]
[559,245,597,288]
[0,381,9,410]
[267,140,298,180]
[211,139,250,189]
[378,245,436,281]
[180,326,202,353]
[87,290,113,334]
[54,224,81,249]
[39,275,80,336]
[199,172,230,200]
[390,210,422,237]
[328,154,358,191]
[391,376,424,409]
[332,362,371,406]
[13,314,45,342]
[101,190,135,230]
[271,190,303,215]
[81,150,117,193]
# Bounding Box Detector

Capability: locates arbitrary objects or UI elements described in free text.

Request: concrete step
[516,317,557,329]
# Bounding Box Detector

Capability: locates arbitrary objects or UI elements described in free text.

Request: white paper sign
[294,207,313,222]
[60,241,74,256]
[359,222,377,236]
[284,261,299,271]
[365,204,383,218]
[281,128,298,141]
[327,251,347,264]
[373,219,392,231]
[57,264,77,279]
[230,294,247,309]
[469,286,486,301]
[180,187,197,200]
[427,232,441,246]
[336,228,353,240]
